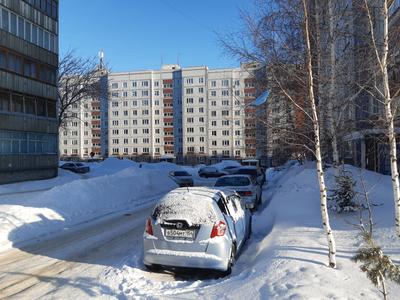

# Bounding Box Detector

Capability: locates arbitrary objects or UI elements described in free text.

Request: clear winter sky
[60,0,254,72]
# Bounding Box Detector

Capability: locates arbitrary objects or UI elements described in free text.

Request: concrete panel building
[0,0,59,183]
[106,64,257,163]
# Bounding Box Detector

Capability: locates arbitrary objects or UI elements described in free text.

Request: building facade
[59,68,109,159]
[60,64,260,163]
[0,0,59,183]
[107,64,257,163]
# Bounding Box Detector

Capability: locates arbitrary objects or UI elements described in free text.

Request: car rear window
[215,176,250,187]
[153,194,217,225]
[237,169,257,175]
[174,171,190,176]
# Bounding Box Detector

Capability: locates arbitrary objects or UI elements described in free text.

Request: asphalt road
[0,202,169,299]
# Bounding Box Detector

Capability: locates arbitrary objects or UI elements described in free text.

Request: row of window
[23,0,58,20]
[110,79,248,90]
[0,130,57,154]
[0,90,56,118]
[0,7,58,53]
[0,48,57,85]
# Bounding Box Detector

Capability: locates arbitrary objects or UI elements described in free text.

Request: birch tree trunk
[303,0,337,268]
[327,0,340,166]
[381,1,400,236]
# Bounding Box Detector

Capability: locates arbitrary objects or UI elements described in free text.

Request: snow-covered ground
[1,160,400,299]
[0,158,180,251]
[100,162,400,299]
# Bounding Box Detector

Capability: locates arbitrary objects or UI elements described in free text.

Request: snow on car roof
[153,187,221,224]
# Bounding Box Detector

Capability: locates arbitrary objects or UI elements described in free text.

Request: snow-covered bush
[328,167,357,212]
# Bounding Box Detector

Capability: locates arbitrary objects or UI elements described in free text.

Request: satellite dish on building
[251,90,270,106]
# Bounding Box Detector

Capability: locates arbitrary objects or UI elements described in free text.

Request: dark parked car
[198,166,228,178]
[60,162,90,174]
[169,171,194,187]
[232,166,265,186]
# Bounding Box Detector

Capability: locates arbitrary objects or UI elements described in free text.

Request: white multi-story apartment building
[107,64,257,163]
[59,63,259,163]
[59,69,108,159]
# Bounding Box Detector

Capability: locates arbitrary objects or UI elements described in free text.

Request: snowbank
[0,159,179,251]
[101,162,400,299]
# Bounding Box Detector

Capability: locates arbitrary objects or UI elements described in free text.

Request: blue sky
[60,0,253,72]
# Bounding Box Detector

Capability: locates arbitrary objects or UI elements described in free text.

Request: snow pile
[101,162,400,299]
[0,159,179,251]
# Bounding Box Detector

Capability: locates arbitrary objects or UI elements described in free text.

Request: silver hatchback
[143,187,252,275]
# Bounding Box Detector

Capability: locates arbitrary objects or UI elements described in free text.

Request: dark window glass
[44,31,49,50]
[38,28,44,47]
[2,9,9,31]
[10,13,17,35]
[24,61,32,77]
[25,97,36,115]
[32,24,38,44]
[25,21,31,41]
[0,92,10,111]
[18,17,24,38]
[47,101,56,118]
[11,95,24,113]
[0,51,5,69]
[37,98,47,116]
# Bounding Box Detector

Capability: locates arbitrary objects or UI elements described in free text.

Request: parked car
[169,170,194,187]
[214,175,262,211]
[232,166,265,186]
[222,165,241,174]
[59,162,90,174]
[198,166,227,178]
[143,187,252,275]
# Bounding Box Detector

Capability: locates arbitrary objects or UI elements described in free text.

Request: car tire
[144,263,160,272]
[247,216,252,240]
[224,244,236,276]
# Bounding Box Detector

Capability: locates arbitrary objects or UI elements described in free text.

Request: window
[142,90,149,96]
[10,13,17,35]
[18,17,25,39]
[198,87,204,93]
[1,9,10,31]
[211,81,216,87]
[199,78,204,83]
[211,91,216,97]
[186,88,193,94]
[142,81,149,87]
[222,90,229,96]
[186,98,194,104]
[199,97,204,103]
[186,78,193,84]
[132,81,137,87]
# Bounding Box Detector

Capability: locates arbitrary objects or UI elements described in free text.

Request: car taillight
[210,221,226,238]
[240,191,252,196]
[145,217,153,236]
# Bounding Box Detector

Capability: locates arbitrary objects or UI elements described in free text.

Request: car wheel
[144,263,160,272]
[224,244,236,276]
[247,216,252,240]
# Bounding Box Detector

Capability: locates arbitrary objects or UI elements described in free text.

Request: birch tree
[220,0,337,267]
[361,0,400,236]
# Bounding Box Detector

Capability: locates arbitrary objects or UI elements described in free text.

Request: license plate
[165,229,195,239]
